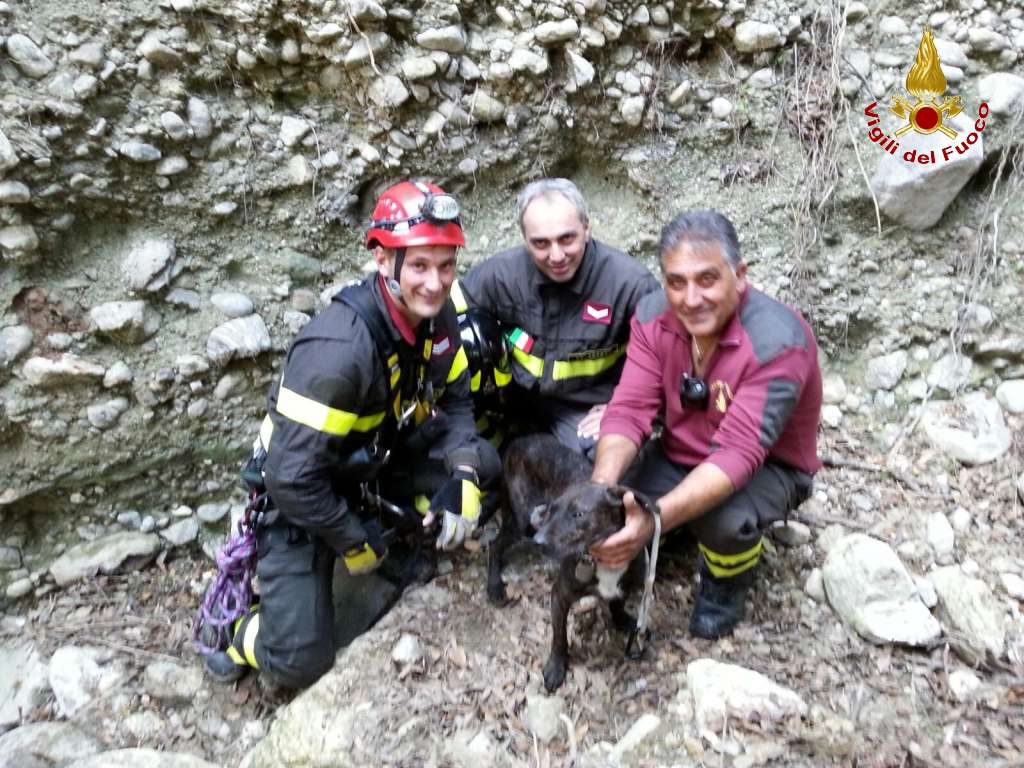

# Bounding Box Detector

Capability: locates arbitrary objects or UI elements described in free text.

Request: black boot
[202,608,259,684]
[689,564,755,640]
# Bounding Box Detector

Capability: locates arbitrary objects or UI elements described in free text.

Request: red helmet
[365,181,465,250]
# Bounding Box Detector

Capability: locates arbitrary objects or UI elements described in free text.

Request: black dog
[487,434,647,691]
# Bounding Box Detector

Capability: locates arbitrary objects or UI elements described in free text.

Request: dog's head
[532,482,635,558]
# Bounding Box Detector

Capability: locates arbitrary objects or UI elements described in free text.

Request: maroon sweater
[601,287,822,489]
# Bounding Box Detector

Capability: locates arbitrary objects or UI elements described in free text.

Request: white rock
[996,380,1024,413]
[734,21,783,53]
[948,669,982,702]
[950,507,971,532]
[67,749,219,767]
[611,713,662,758]
[210,291,254,318]
[416,26,467,53]
[122,238,177,293]
[1000,572,1024,600]
[87,398,129,430]
[772,520,811,547]
[913,576,937,608]
[821,404,842,428]
[402,56,437,80]
[103,361,133,388]
[144,660,203,702]
[197,502,229,523]
[0,128,18,173]
[161,516,197,550]
[138,32,181,65]
[979,73,1024,117]
[926,512,955,557]
[687,659,807,735]
[390,634,424,666]
[870,111,984,229]
[564,50,595,92]
[6,34,55,78]
[156,155,189,176]
[0,325,32,368]
[286,155,314,186]
[878,16,909,35]
[523,694,564,744]
[0,225,39,260]
[50,531,160,585]
[865,350,907,390]
[469,91,506,122]
[620,95,646,126]
[188,97,212,139]
[0,180,30,204]
[535,19,579,45]
[348,0,386,22]
[119,141,161,162]
[368,75,410,108]
[343,32,391,69]
[23,354,105,388]
[968,28,1010,53]
[822,533,942,646]
[0,722,102,768]
[160,111,190,141]
[747,68,776,89]
[926,353,972,392]
[206,315,271,365]
[804,568,825,601]
[48,646,126,717]
[0,644,49,729]
[508,49,548,76]
[279,116,311,148]
[70,42,106,69]
[710,96,733,118]
[919,392,1012,465]
[930,566,1006,657]
[90,300,155,342]
[933,38,968,68]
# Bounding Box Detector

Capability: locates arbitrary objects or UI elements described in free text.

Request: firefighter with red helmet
[202,181,500,688]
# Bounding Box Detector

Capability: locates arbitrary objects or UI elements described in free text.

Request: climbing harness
[192,489,267,655]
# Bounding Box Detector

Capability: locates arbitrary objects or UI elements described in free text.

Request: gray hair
[658,210,742,270]
[516,178,590,232]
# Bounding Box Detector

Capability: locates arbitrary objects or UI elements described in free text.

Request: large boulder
[686,659,807,735]
[49,532,161,586]
[0,722,103,768]
[919,392,1012,465]
[822,534,941,646]
[0,643,50,730]
[930,566,1006,659]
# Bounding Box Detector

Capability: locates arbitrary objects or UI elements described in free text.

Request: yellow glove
[430,469,480,550]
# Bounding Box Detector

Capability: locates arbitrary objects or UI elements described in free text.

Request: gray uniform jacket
[260,275,483,556]
[456,238,660,408]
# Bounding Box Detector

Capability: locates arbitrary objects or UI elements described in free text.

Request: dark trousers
[625,439,812,569]
[253,439,500,688]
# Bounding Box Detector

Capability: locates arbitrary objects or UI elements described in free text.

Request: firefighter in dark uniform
[202,181,500,688]
[451,178,660,459]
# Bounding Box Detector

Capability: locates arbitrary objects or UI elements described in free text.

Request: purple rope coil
[192,515,259,655]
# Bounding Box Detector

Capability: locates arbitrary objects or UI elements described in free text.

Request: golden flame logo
[890,28,962,138]
[710,380,733,414]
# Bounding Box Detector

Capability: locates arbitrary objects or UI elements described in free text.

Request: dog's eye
[574,510,585,520]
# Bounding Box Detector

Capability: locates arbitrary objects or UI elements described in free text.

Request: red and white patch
[582,302,612,325]
[432,335,451,355]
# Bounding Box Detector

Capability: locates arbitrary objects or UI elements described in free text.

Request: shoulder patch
[635,290,669,324]
[739,290,807,364]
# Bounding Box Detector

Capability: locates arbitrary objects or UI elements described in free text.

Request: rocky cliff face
[1,0,1022,585]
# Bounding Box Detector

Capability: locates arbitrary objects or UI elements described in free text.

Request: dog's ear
[602,484,631,507]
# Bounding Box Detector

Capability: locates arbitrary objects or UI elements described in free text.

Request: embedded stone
[138,32,182,66]
[280,116,311,147]
[343,32,391,69]
[22,354,106,388]
[535,19,579,45]
[0,180,30,204]
[156,155,189,176]
[6,34,55,78]
[87,398,129,430]
[119,141,162,163]
[0,325,33,368]
[210,291,254,318]
[979,72,1024,117]
[90,300,157,342]
[188,97,213,139]
[122,238,177,293]
[919,392,1012,465]
[931,566,1006,658]
[508,49,548,76]
[415,26,467,53]
[70,42,106,69]
[50,532,160,585]
[0,722,102,768]
[687,659,807,735]
[0,225,39,260]
[469,91,506,122]
[564,50,595,92]
[734,21,783,53]
[0,128,18,172]
[402,56,438,80]
[368,75,410,108]
[865,350,907,390]
[620,95,646,126]
[206,315,271,365]
[996,380,1024,413]
[160,111,190,141]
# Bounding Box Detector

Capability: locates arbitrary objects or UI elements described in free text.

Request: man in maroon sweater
[591,210,822,639]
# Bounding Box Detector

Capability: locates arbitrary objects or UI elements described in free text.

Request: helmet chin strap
[387,247,407,305]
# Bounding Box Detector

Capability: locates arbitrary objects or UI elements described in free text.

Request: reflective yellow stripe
[415,494,431,515]
[494,367,512,387]
[450,279,469,313]
[699,539,762,578]
[242,614,260,668]
[259,414,274,451]
[470,370,482,392]
[388,353,400,389]
[276,384,385,436]
[447,346,469,383]
[512,346,545,378]
[461,479,481,522]
[551,345,626,382]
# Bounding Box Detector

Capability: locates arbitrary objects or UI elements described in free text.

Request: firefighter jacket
[453,238,660,408]
[259,274,481,556]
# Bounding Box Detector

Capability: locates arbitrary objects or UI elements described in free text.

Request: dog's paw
[487,582,509,606]
[543,655,567,691]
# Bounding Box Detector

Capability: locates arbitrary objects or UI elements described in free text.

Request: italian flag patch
[507,327,534,354]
